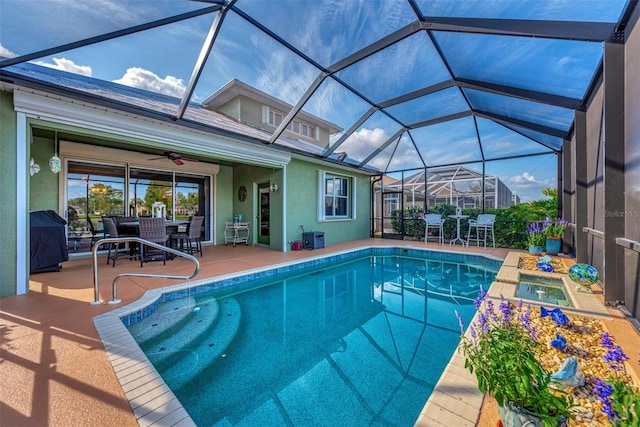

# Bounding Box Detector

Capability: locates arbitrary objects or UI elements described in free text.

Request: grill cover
[30,210,69,273]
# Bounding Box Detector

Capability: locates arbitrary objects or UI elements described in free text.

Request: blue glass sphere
[568,264,599,286]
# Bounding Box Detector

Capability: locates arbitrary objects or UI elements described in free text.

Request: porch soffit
[13,88,291,168]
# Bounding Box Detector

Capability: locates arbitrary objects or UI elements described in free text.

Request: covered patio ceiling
[0,0,636,177]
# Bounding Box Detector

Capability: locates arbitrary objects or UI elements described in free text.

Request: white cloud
[0,44,18,59]
[507,171,554,201]
[33,57,92,76]
[113,67,186,98]
[340,127,389,160]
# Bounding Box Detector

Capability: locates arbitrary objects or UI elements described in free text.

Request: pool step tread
[130,298,220,370]
[152,298,242,391]
[128,297,214,344]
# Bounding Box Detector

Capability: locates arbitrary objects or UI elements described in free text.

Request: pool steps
[132,296,242,391]
[129,297,209,343]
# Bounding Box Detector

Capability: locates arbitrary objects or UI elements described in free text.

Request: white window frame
[317,170,356,221]
[263,106,317,141]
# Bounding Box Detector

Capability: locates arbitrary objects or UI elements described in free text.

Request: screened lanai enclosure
[1,1,639,316]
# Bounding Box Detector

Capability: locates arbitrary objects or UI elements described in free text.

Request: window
[318,170,356,220]
[265,106,316,140]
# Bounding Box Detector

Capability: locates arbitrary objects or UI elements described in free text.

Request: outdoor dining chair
[170,216,204,257]
[138,217,170,266]
[102,217,137,267]
[424,213,445,244]
[466,214,496,249]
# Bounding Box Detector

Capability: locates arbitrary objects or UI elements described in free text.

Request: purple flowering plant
[456,289,572,426]
[527,221,547,247]
[594,333,640,425]
[542,217,569,238]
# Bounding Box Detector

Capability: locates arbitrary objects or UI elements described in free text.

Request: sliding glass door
[66,161,126,253]
[66,161,211,255]
[128,168,174,218]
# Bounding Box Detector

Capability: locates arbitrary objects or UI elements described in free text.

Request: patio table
[118,220,190,244]
[448,215,469,246]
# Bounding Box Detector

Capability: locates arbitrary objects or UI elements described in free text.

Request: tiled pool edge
[93,244,505,427]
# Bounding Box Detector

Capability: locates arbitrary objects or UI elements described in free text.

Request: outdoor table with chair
[110,217,192,265]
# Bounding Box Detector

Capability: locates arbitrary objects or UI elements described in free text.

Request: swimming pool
[123,248,499,426]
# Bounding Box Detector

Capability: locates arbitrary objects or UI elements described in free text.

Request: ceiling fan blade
[181,157,199,162]
[148,156,165,161]
[172,158,184,166]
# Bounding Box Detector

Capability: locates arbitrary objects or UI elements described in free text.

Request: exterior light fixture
[49,131,62,174]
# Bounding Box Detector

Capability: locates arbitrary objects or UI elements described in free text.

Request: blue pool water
[126,249,499,426]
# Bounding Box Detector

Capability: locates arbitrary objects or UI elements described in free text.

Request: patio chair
[86,216,105,248]
[114,216,137,235]
[102,217,137,267]
[466,214,496,249]
[170,216,204,257]
[424,214,445,244]
[138,217,169,266]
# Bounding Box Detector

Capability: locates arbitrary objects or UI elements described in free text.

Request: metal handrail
[90,237,200,305]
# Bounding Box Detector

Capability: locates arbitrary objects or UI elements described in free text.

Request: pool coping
[93,244,504,427]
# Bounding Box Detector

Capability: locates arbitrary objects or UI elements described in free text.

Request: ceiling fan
[149,151,199,166]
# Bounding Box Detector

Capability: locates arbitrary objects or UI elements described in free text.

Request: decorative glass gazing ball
[568,263,599,286]
[536,262,554,273]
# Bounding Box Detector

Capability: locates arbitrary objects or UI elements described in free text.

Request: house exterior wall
[0,91,18,297]
[285,158,371,246]
[216,165,234,246]
[216,97,242,122]
[625,13,640,316]
[30,133,59,211]
[226,95,331,148]
[238,95,263,129]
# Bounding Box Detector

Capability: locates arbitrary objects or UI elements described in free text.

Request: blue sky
[1,0,625,202]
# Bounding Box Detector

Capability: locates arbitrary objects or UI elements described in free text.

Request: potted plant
[526,222,546,255]
[543,217,568,255]
[456,290,573,427]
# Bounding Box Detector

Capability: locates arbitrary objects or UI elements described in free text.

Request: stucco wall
[0,91,18,296]
[239,95,263,128]
[285,158,370,247]
[217,97,242,122]
[625,13,640,316]
[30,134,59,211]
[215,165,234,245]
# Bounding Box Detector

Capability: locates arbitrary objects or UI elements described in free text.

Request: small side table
[448,215,469,246]
[224,222,250,246]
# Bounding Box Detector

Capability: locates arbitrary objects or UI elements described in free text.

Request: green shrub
[388,188,560,249]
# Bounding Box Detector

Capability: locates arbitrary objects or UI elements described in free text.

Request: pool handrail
[90,237,200,305]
